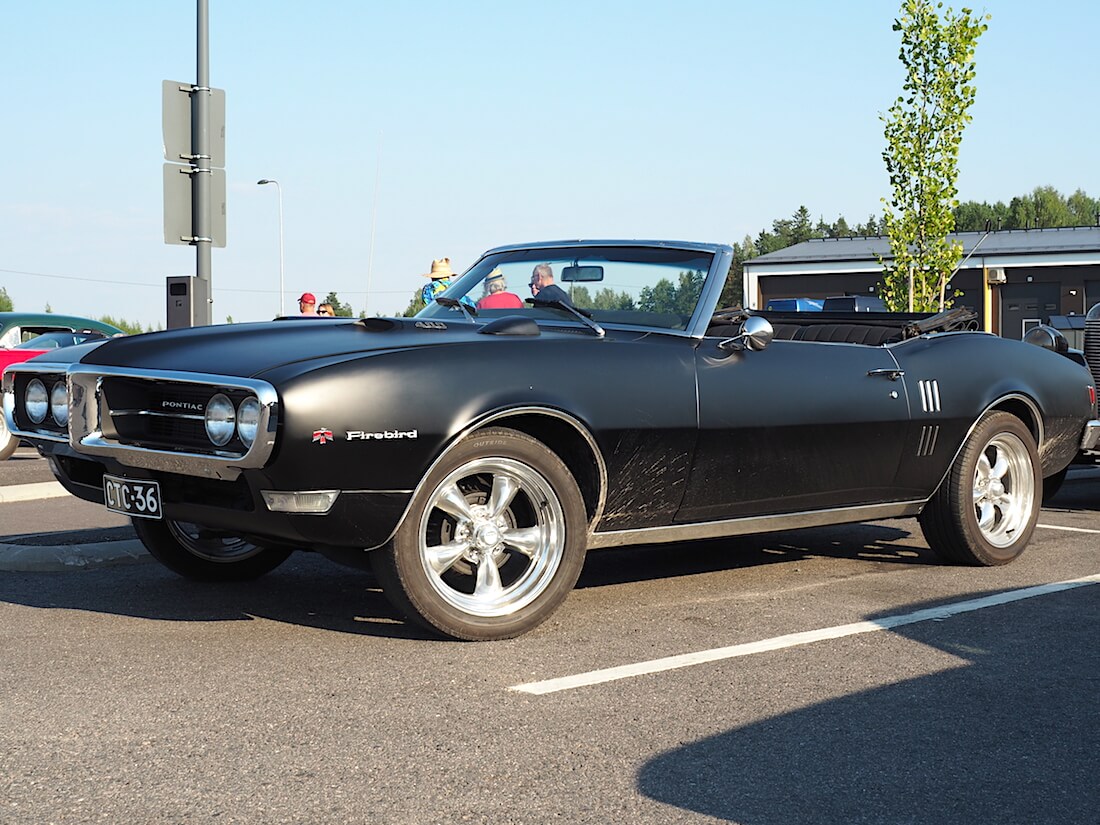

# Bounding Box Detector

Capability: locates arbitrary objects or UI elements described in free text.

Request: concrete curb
[0,540,151,572]
[0,481,69,503]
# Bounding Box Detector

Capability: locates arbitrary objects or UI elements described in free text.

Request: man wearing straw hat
[419,257,475,309]
[419,257,457,306]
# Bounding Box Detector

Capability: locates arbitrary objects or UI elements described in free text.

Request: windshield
[417,246,715,331]
[14,330,107,350]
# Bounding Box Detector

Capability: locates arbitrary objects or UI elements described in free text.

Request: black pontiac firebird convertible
[4,241,1099,639]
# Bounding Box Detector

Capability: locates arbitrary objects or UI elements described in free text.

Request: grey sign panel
[162,80,226,168]
[163,165,227,247]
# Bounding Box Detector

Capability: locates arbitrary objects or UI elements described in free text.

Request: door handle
[867,368,904,381]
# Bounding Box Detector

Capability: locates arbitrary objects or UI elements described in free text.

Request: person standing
[420,258,457,306]
[298,292,318,315]
[530,263,570,304]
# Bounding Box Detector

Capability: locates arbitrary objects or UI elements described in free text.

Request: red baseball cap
[298,292,316,304]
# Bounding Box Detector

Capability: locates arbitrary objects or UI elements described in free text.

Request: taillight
[1090,385,1097,408]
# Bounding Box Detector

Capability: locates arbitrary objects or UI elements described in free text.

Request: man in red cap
[298,292,318,315]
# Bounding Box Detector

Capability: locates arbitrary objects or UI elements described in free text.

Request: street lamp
[257,179,284,316]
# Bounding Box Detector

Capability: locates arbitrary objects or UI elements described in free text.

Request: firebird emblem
[312,429,334,445]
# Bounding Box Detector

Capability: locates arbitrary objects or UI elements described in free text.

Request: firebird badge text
[346,429,419,441]
[414,321,447,330]
[312,429,334,445]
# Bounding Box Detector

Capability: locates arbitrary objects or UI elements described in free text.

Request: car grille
[101,376,257,454]
[1086,315,1100,391]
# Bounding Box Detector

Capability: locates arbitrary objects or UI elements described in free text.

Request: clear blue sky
[2,0,1097,325]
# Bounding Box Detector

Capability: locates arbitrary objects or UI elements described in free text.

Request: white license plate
[103,475,162,520]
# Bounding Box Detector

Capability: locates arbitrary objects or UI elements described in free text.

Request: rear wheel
[133,518,293,581]
[372,427,587,641]
[919,411,1039,566]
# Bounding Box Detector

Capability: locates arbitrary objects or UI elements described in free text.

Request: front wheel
[919,411,1040,566]
[372,427,588,641]
[133,518,293,581]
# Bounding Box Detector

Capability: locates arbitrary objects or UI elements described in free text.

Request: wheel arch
[986,392,1043,449]
[466,407,606,530]
[925,393,1044,507]
[379,406,607,551]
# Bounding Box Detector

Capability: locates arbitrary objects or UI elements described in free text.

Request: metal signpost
[162,0,225,328]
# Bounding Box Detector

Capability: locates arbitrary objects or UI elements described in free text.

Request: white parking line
[0,481,68,504]
[1036,523,1100,534]
[511,574,1100,695]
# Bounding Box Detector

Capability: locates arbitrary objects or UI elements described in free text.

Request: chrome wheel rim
[972,432,1034,548]
[166,520,266,563]
[418,457,565,618]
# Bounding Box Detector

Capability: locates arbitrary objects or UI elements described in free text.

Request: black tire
[0,412,18,461]
[919,411,1040,566]
[1041,465,1069,504]
[133,518,293,581]
[372,427,587,641]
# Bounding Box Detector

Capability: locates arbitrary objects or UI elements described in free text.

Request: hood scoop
[357,318,398,332]
[478,316,540,337]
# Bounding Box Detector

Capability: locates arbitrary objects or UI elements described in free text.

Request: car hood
[74,317,545,377]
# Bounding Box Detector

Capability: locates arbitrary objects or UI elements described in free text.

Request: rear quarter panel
[890,332,1094,494]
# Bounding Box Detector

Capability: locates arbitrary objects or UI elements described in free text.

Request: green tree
[322,290,355,317]
[402,291,426,317]
[97,315,158,335]
[0,286,12,312]
[879,0,989,311]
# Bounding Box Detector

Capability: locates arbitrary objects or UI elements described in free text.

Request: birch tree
[880,1,988,311]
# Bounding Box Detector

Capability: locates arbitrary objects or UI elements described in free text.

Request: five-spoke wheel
[373,427,587,640]
[920,411,1040,565]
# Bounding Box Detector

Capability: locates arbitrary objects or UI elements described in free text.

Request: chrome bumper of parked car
[3,363,279,480]
[1082,419,1100,453]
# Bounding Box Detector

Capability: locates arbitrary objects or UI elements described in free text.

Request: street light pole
[257,179,284,316]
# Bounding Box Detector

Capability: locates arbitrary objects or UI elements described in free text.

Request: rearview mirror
[561,265,604,283]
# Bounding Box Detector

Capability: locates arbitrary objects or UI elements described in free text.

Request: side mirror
[719,315,774,352]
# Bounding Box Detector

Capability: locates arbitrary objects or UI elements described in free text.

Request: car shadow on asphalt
[577,521,932,590]
[636,584,1100,824]
[0,553,436,641]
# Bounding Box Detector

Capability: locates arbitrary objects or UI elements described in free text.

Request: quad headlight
[204,393,236,447]
[236,397,261,448]
[50,381,69,426]
[203,393,262,448]
[25,379,48,424]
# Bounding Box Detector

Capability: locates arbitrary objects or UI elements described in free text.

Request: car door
[678,336,911,523]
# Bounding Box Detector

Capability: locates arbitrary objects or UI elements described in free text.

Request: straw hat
[422,257,454,279]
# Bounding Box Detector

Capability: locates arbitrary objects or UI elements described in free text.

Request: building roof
[746,225,1100,267]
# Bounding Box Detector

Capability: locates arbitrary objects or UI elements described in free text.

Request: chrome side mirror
[719,315,774,352]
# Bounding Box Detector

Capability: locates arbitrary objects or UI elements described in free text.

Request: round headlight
[26,379,48,424]
[204,393,236,446]
[50,381,69,426]
[237,397,261,448]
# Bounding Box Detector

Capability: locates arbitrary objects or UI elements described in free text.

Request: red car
[1,314,123,459]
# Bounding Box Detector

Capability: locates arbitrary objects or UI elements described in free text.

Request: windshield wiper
[435,296,478,324]
[527,298,605,337]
